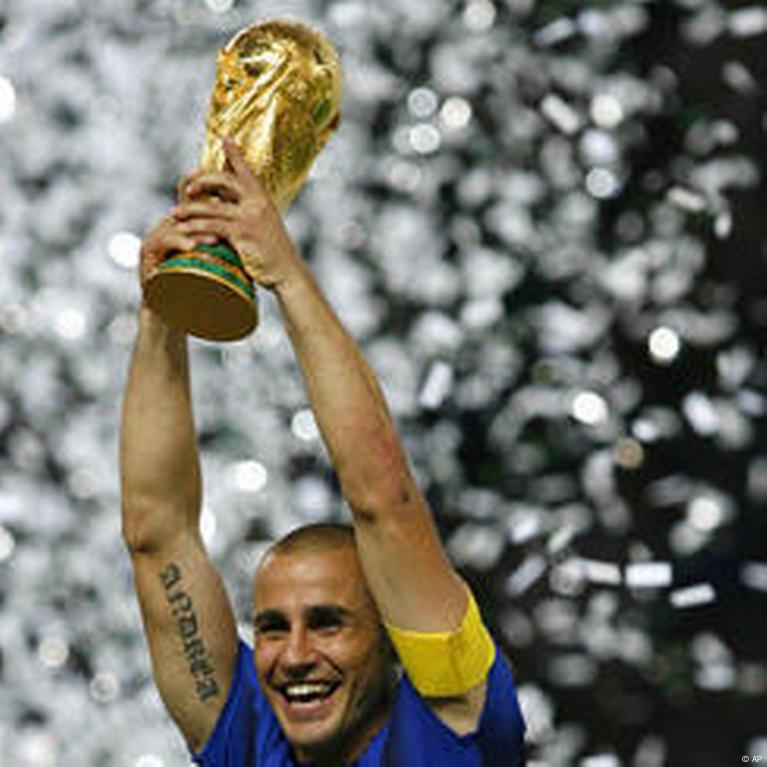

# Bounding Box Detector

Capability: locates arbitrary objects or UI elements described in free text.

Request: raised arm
[171,140,491,733]
[273,266,469,630]
[120,219,238,752]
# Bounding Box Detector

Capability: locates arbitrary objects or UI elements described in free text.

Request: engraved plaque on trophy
[144,19,342,341]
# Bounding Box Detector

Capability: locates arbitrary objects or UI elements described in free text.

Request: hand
[171,139,304,291]
[139,214,218,290]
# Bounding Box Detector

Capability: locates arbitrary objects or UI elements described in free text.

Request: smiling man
[120,139,526,765]
[250,529,396,764]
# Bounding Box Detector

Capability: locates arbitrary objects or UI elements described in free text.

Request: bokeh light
[0,75,16,123]
[108,232,142,269]
[648,326,682,364]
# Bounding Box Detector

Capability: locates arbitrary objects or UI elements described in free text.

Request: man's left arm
[276,270,493,734]
[171,140,499,733]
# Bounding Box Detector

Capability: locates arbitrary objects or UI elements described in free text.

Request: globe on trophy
[143,19,342,341]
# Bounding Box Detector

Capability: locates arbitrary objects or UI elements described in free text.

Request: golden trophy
[144,19,342,341]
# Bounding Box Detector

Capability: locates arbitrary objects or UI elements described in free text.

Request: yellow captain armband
[385,589,496,698]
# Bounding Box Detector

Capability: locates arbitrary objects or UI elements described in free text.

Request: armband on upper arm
[385,589,496,698]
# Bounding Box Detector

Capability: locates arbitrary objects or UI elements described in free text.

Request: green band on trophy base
[143,244,258,342]
[161,253,255,300]
[197,242,251,274]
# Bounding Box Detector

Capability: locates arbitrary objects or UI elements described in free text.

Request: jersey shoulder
[192,641,289,766]
[382,647,526,767]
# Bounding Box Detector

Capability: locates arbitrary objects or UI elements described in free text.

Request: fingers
[176,169,206,203]
[171,198,238,222]
[183,172,241,203]
[140,236,196,278]
[139,216,218,282]
[143,217,195,253]
[221,138,251,177]
[173,218,230,242]
[177,142,269,207]
[222,138,269,198]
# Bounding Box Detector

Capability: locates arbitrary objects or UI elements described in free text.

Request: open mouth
[280,680,341,707]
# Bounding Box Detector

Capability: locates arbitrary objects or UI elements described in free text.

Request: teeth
[284,682,334,701]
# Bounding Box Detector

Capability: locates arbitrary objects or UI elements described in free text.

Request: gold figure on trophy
[144,19,342,341]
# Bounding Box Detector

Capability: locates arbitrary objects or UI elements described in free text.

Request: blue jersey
[192,641,526,766]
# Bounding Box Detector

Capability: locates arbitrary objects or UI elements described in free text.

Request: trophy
[144,19,342,341]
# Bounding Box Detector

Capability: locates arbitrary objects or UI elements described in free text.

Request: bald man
[120,139,526,765]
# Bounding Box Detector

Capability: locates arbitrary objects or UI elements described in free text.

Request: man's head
[252,524,395,764]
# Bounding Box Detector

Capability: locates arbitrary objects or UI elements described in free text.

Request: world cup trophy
[144,19,342,341]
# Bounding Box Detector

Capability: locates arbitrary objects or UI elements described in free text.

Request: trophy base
[144,244,258,342]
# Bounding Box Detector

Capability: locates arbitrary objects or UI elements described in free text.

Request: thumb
[223,136,271,203]
[223,137,253,180]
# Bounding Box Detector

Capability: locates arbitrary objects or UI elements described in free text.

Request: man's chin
[271,696,344,757]
[284,721,347,764]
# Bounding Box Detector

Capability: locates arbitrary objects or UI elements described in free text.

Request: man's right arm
[120,225,238,753]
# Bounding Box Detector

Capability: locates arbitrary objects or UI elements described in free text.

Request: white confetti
[626,562,673,589]
[670,583,717,608]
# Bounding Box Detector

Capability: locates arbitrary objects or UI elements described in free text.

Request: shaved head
[265,522,356,559]
[254,523,363,598]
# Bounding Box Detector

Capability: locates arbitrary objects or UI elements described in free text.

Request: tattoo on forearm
[160,563,220,702]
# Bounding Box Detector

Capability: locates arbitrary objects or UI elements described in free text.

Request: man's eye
[315,625,341,637]
[310,616,343,632]
[257,623,288,636]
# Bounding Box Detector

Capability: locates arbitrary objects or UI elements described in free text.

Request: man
[120,138,526,765]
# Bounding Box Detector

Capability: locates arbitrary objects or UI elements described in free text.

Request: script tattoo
[160,563,220,702]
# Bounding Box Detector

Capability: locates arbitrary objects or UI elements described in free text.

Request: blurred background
[0,0,765,764]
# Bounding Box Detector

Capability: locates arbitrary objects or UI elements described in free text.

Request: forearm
[275,265,414,515]
[275,264,468,632]
[120,305,202,551]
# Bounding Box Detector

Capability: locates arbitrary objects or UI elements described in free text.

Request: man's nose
[281,627,316,673]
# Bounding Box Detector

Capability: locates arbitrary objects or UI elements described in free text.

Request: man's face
[252,546,392,763]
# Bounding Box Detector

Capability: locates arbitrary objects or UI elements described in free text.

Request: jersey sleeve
[382,642,526,767]
[473,646,526,764]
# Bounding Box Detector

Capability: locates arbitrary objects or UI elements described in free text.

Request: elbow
[120,495,196,555]
[342,473,422,526]
[338,434,420,523]
[121,501,159,555]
